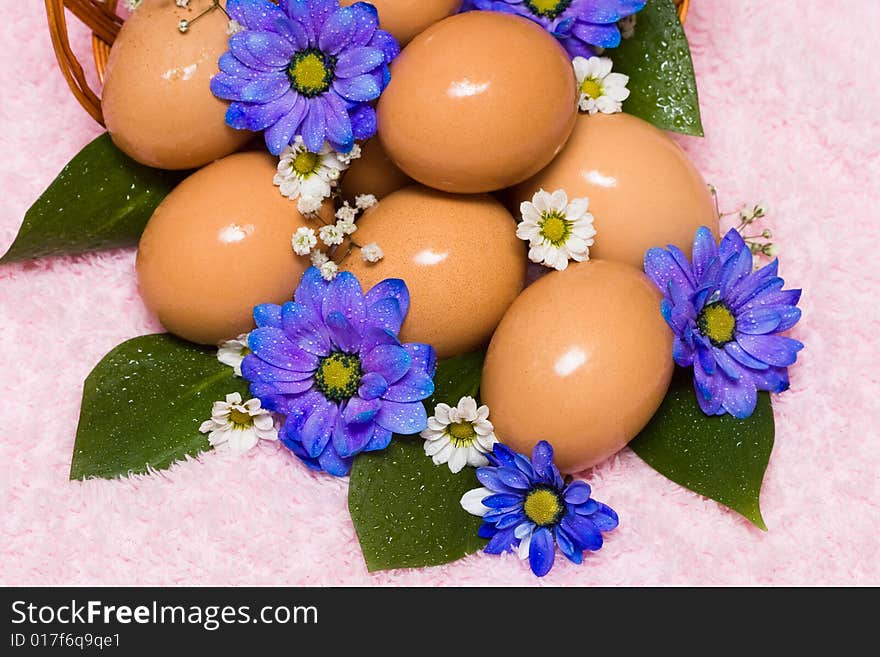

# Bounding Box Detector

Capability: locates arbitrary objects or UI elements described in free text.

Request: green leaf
[2,133,186,263]
[609,0,704,136]
[71,334,248,480]
[348,352,488,572]
[629,368,775,529]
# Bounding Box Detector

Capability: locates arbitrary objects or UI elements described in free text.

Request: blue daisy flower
[242,267,436,476]
[461,0,646,58]
[211,0,400,155]
[645,227,804,419]
[461,441,618,577]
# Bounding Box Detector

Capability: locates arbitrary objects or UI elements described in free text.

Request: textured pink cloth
[1,1,878,586]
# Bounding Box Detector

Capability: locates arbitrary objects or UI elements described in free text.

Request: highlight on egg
[101,0,251,170]
[481,260,674,473]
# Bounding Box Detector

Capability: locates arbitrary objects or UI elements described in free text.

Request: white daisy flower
[217,334,250,377]
[310,250,330,267]
[517,189,596,271]
[274,138,349,207]
[361,242,384,263]
[355,194,378,210]
[319,260,339,281]
[421,396,498,473]
[199,393,277,455]
[573,56,630,115]
[319,224,344,247]
[291,226,317,256]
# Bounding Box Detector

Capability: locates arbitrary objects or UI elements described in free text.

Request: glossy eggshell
[377,12,578,193]
[510,112,718,269]
[340,186,526,358]
[339,0,462,45]
[102,0,251,170]
[137,152,333,345]
[481,261,674,473]
[339,137,412,201]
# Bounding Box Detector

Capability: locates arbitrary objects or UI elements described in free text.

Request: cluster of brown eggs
[102,0,717,473]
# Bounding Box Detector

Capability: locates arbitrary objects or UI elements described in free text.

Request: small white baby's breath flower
[517,189,596,271]
[217,334,250,377]
[226,19,244,35]
[361,242,384,263]
[199,393,277,455]
[292,226,317,256]
[336,220,357,236]
[176,0,189,7]
[335,203,358,223]
[337,143,362,165]
[310,250,329,267]
[355,194,378,210]
[573,56,630,115]
[124,0,142,10]
[319,224,345,247]
[422,397,498,473]
[619,14,637,39]
[319,260,339,281]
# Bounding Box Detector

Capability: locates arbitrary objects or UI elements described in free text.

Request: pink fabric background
[1,1,878,586]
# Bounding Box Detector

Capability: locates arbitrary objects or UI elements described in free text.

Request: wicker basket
[46,0,691,126]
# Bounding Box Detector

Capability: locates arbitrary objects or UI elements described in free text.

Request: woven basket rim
[50,0,692,126]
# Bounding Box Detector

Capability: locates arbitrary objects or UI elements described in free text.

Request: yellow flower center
[539,211,571,246]
[525,0,572,18]
[288,49,334,97]
[293,151,320,176]
[315,352,362,401]
[228,408,253,429]
[447,421,477,447]
[523,488,563,527]
[580,78,603,99]
[698,302,737,346]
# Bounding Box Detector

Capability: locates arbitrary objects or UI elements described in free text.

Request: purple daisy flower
[461,441,618,577]
[242,267,436,476]
[211,0,400,155]
[645,227,804,419]
[461,0,646,58]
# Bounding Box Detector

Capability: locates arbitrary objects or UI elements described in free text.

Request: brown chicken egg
[340,186,526,358]
[339,0,463,45]
[377,11,578,193]
[137,151,333,345]
[102,0,251,170]
[510,112,718,269]
[481,260,674,473]
[339,137,412,201]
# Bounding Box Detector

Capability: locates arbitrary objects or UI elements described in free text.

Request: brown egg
[510,112,718,269]
[339,137,412,201]
[481,261,673,473]
[102,0,251,170]
[341,186,526,358]
[339,0,462,45]
[137,152,333,345]
[377,11,577,193]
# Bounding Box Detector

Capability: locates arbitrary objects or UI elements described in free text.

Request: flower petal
[227,0,286,31]
[358,371,388,400]
[561,513,603,551]
[249,327,319,372]
[322,270,366,329]
[325,310,362,353]
[563,481,592,505]
[319,6,356,54]
[528,527,556,577]
[333,74,382,102]
[299,398,338,457]
[374,400,427,435]
[737,334,804,368]
[363,344,411,384]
